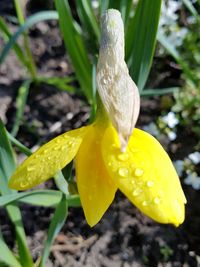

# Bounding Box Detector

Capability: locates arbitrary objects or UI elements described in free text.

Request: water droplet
[53,146,60,151]
[118,167,129,177]
[43,149,48,154]
[142,200,148,206]
[103,78,107,85]
[56,139,61,144]
[27,166,35,172]
[117,153,129,161]
[146,181,154,187]
[61,145,67,151]
[154,197,161,205]
[34,154,40,159]
[131,148,139,153]
[47,156,51,160]
[20,181,29,188]
[134,168,144,177]
[132,188,143,196]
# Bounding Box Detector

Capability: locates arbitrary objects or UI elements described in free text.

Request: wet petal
[102,126,186,226]
[9,127,88,190]
[76,124,117,227]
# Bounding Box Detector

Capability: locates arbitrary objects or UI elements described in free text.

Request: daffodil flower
[8,9,186,227]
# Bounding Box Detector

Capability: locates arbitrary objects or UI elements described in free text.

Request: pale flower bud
[97,9,140,151]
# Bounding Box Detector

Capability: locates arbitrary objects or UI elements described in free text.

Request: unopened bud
[97,9,140,151]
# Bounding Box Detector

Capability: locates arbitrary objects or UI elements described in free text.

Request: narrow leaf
[125,0,162,91]
[0,120,16,194]
[0,11,59,64]
[0,229,22,267]
[0,17,28,68]
[55,0,93,103]
[11,80,30,137]
[141,87,180,97]
[38,195,68,267]
[0,190,81,208]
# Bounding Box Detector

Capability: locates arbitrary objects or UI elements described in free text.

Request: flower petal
[76,124,117,227]
[9,127,88,190]
[102,126,186,226]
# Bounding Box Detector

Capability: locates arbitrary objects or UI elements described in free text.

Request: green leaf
[38,194,68,267]
[99,0,110,14]
[6,205,34,267]
[141,87,180,97]
[0,229,22,267]
[0,190,81,208]
[0,120,16,194]
[7,131,32,156]
[0,11,59,65]
[157,31,195,81]
[125,0,162,91]
[182,0,198,17]
[55,0,93,103]
[11,80,31,137]
[0,17,28,68]
[54,171,69,195]
[37,76,75,93]
[76,0,100,42]
[0,120,34,267]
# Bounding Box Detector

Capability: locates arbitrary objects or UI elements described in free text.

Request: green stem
[14,0,37,80]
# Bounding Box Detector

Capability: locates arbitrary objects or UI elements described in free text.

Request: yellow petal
[9,127,88,190]
[102,126,186,226]
[75,123,117,227]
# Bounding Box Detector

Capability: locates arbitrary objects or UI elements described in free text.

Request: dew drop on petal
[132,188,143,196]
[142,200,148,206]
[118,167,129,177]
[53,146,60,151]
[47,156,51,160]
[117,153,129,161]
[154,197,161,205]
[27,166,35,172]
[61,145,67,151]
[146,181,154,187]
[43,149,48,154]
[20,181,29,188]
[134,168,144,177]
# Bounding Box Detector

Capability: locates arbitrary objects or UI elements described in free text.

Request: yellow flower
[9,111,186,227]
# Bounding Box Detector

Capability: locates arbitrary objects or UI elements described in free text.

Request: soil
[0,2,200,267]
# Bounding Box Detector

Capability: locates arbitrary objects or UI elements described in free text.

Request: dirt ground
[0,2,200,267]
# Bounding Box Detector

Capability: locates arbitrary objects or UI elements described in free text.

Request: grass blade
[11,80,31,137]
[0,229,22,267]
[0,11,58,65]
[182,0,198,17]
[76,0,100,42]
[37,76,75,93]
[125,0,162,91]
[0,120,34,267]
[157,31,195,81]
[7,131,32,156]
[0,17,28,68]
[0,190,81,208]
[141,87,180,97]
[0,120,16,194]
[55,0,93,103]
[38,194,68,267]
